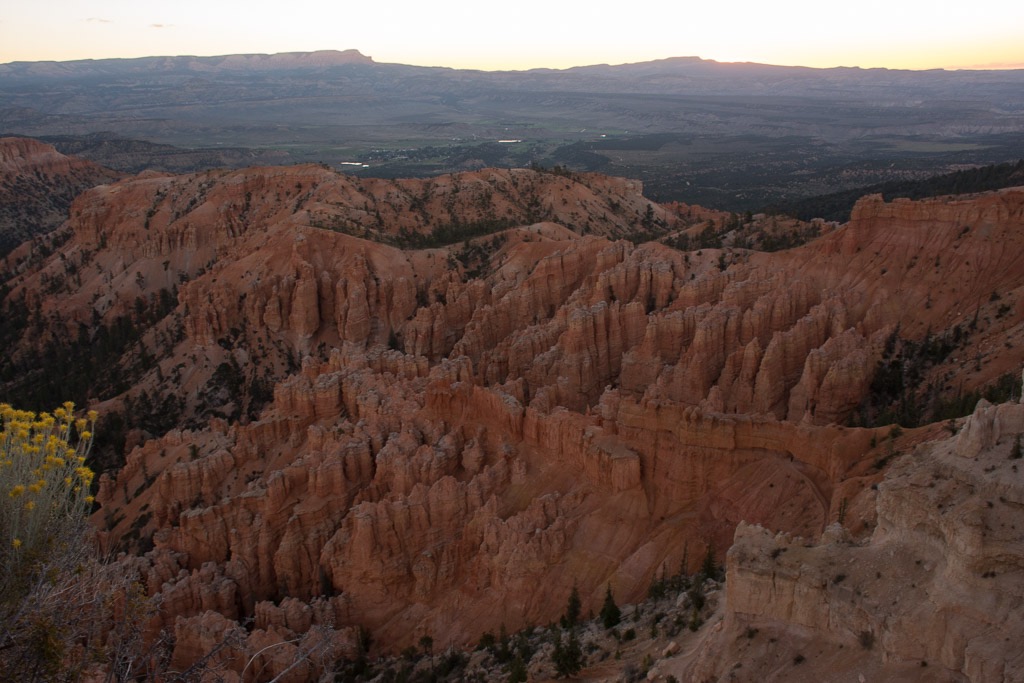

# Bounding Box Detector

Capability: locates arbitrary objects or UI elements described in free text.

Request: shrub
[0,403,127,679]
[507,653,528,683]
[1,402,96,589]
[688,608,703,632]
[477,631,496,651]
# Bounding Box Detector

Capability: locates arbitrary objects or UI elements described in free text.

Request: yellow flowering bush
[0,403,188,680]
[0,402,96,584]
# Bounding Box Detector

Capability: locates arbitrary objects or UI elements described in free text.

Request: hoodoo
[2,144,1024,679]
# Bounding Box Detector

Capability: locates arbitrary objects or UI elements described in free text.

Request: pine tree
[552,628,583,678]
[673,542,691,593]
[561,583,581,628]
[496,622,511,663]
[700,542,719,582]
[600,584,621,628]
[507,654,528,683]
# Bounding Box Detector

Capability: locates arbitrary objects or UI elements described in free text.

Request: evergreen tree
[496,622,511,663]
[561,583,581,628]
[672,542,691,593]
[551,628,583,678]
[507,653,528,683]
[700,542,719,582]
[600,584,621,628]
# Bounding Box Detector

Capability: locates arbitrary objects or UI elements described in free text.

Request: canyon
[1,136,1023,680]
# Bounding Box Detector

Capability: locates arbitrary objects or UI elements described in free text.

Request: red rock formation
[0,136,121,256]
[4,160,1024,673]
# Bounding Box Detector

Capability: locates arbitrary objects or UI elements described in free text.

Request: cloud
[85,18,113,24]
[150,23,174,29]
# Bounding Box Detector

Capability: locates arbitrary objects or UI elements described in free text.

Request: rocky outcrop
[0,136,121,256]
[679,399,1024,682]
[1,164,693,434]
[93,334,885,663]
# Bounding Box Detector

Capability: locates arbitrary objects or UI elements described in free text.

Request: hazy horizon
[2,0,1022,73]
[3,48,1024,74]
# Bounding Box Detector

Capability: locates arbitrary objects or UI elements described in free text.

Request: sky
[2,0,1023,71]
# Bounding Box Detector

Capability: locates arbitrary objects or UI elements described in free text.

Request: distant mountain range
[3,49,1022,100]
[2,50,1023,209]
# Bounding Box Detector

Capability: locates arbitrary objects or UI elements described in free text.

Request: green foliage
[688,607,704,632]
[600,584,621,629]
[560,583,581,629]
[551,628,582,678]
[767,159,1024,222]
[687,586,706,612]
[432,649,467,678]
[507,654,528,683]
[483,622,538,673]
[450,233,508,280]
[699,542,721,582]
[647,578,667,601]
[855,327,1019,428]
[753,223,822,252]
[528,162,578,180]
[648,545,695,600]
[394,217,517,249]
[491,623,512,663]
[0,286,183,472]
[477,631,496,651]
[8,287,178,401]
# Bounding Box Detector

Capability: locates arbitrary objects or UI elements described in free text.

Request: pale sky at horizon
[2,0,1023,71]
